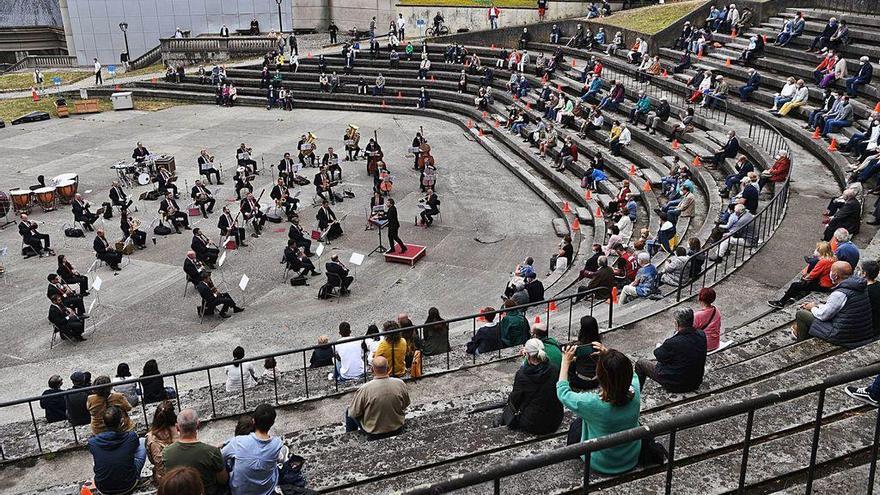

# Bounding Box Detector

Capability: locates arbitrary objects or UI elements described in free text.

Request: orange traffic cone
[562,201,571,213]
[307,52,312,58]
[80,485,93,495]
[491,44,496,49]
[692,156,702,167]
[828,138,838,152]
[478,128,485,137]
[431,75,436,81]
[151,77,157,84]
[534,315,541,324]
[397,90,402,98]
[874,101,880,113]
[572,217,581,231]
[731,28,737,38]
[572,58,577,68]
[548,301,558,312]
[642,180,652,192]
[556,84,562,91]
[611,286,619,304]
[31,87,39,102]
[662,69,669,78]
[467,119,474,128]
[526,102,532,110]
[671,139,681,150]
[697,47,703,59]
[482,110,488,118]
[595,206,603,218]
[812,127,821,139]
[628,164,637,176]
[585,189,592,201]
[493,119,500,128]
[513,94,519,101]
[542,73,549,83]
[381,99,387,108]
[725,58,732,67]
[762,34,767,44]
[115,84,121,90]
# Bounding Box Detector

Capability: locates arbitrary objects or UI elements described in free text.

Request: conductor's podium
[384,243,427,266]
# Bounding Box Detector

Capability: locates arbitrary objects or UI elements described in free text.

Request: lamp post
[118,21,130,66]
[275,0,284,33]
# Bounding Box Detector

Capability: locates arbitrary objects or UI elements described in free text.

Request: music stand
[368,219,388,257]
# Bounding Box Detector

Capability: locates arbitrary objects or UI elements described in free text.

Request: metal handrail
[674,114,791,301]
[404,360,880,495]
[0,287,611,461]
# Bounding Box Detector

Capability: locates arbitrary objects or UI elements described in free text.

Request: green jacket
[500,313,530,347]
[541,336,563,369]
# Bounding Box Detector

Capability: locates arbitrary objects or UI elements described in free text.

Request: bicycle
[425,24,449,37]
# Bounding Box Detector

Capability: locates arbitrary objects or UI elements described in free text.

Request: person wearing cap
[846,56,874,96]
[40,375,67,423]
[65,371,93,427]
[499,338,563,434]
[635,308,707,392]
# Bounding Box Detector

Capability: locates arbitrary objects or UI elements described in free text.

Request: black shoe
[82,291,90,297]
[217,181,225,185]
[767,299,784,309]
[311,270,321,276]
[184,226,192,230]
[233,306,244,313]
[240,242,249,247]
[218,312,231,318]
[77,336,87,342]
[845,386,880,406]
[868,221,880,226]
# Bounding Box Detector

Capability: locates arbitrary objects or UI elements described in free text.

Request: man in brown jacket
[344,356,411,438]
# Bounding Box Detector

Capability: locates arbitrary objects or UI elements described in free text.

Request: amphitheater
[1,0,880,493]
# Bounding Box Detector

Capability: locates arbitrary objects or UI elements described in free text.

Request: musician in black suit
[288,219,313,255]
[233,167,253,200]
[236,143,258,174]
[156,166,179,198]
[298,135,317,168]
[411,132,426,170]
[278,152,296,186]
[321,147,342,181]
[218,206,248,247]
[47,274,86,315]
[71,194,99,231]
[197,149,223,185]
[190,180,216,218]
[184,251,207,284]
[191,228,219,267]
[93,228,123,271]
[57,255,88,295]
[419,188,440,227]
[240,192,267,237]
[108,181,133,209]
[284,239,319,277]
[18,213,52,256]
[48,294,86,341]
[196,272,243,318]
[132,142,150,163]
[325,254,353,293]
[386,198,406,253]
[270,178,298,220]
[159,192,190,233]
[120,208,147,249]
[314,166,336,204]
[316,200,343,240]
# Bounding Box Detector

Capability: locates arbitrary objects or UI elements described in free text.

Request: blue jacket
[745,72,761,89]
[88,430,140,495]
[856,63,874,83]
[835,241,860,270]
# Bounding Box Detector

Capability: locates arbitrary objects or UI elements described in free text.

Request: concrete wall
[397,1,588,38]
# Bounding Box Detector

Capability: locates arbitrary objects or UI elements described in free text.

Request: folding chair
[50,324,76,349]
[324,272,343,300]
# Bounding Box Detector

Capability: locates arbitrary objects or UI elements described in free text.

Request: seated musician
[419,188,441,227]
[322,147,342,181]
[270,178,298,221]
[159,191,190,234]
[326,254,353,294]
[48,294,86,342]
[47,273,86,315]
[344,125,361,161]
[365,138,382,164]
[316,199,344,240]
[368,191,387,227]
[184,250,208,286]
[218,206,248,247]
[109,181,133,210]
[19,213,53,257]
[190,179,216,218]
[132,142,150,163]
[297,134,317,168]
[278,152,295,186]
[72,194,99,231]
[57,254,88,295]
[93,228,123,271]
[284,239,320,277]
[288,218,313,256]
[156,165,179,198]
[197,149,223,185]
[196,271,243,318]
[191,228,219,268]
[233,167,254,200]
[375,163,394,196]
[314,166,336,204]
[236,143,258,175]
[240,192,267,237]
[120,209,147,249]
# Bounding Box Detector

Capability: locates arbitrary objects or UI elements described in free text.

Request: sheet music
[315,243,325,257]
[93,276,103,291]
[349,252,365,266]
[218,251,227,267]
[239,274,249,291]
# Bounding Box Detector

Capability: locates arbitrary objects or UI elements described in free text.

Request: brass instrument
[301,132,317,156]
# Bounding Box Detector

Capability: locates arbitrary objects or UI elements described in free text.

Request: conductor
[386,198,406,253]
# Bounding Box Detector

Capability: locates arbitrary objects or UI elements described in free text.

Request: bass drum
[137,173,151,186]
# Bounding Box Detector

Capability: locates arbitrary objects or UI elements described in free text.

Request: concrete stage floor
[0,105,559,411]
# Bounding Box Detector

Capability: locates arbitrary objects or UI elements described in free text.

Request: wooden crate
[55,102,69,118]
[73,99,100,114]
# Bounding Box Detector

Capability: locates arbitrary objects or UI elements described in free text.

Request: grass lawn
[0,71,92,92]
[0,96,187,123]
[397,0,534,7]
[121,62,166,77]
[598,0,706,35]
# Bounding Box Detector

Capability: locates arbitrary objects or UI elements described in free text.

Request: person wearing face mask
[791,261,875,348]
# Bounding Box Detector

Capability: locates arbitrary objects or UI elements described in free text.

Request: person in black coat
[108,181,132,209]
[156,166,178,198]
[386,198,406,253]
[183,252,205,285]
[71,194,99,231]
[139,360,169,404]
[58,255,88,295]
[18,213,52,256]
[525,274,545,303]
[40,375,67,423]
[159,192,190,233]
[706,131,739,168]
[65,371,91,425]
[196,272,242,318]
[93,229,122,270]
[218,206,248,247]
[739,177,759,214]
[501,338,563,434]
[240,193,266,236]
[825,189,861,241]
[419,189,440,226]
[191,228,219,267]
[132,142,150,162]
[284,239,319,277]
[316,200,343,240]
[325,254,353,293]
[465,308,502,355]
[48,294,86,341]
[635,308,707,392]
[190,180,216,218]
[47,273,85,315]
[288,219,313,255]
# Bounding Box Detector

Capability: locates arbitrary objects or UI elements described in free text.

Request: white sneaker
[327,372,334,381]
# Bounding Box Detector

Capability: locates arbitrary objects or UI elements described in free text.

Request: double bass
[416,126,434,171]
[365,130,384,176]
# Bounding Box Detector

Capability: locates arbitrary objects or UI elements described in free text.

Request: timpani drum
[52,173,79,187]
[33,186,57,211]
[9,189,32,213]
[55,180,77,203]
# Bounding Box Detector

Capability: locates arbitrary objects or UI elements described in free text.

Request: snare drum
[55,180,77,204]
[9,189,32,213]
[34,186,57,211]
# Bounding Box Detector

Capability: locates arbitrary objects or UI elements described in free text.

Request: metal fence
[674,114,791,301]
[0,288,611,462]
[404,361,880,495]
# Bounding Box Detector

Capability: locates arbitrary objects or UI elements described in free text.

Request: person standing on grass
[94,58,103,85]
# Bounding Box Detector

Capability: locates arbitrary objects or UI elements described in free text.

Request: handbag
[64,227,84,238]
[409,350,423,378]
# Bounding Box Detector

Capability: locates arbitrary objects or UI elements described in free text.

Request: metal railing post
[867,406,880,495]
[207,369,217,418]
[805,388,827,494]
[28,403,42,454]
[665,429,677,495]
[738,410,755,493]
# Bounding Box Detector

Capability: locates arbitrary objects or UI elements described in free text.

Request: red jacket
[768,156,790,182]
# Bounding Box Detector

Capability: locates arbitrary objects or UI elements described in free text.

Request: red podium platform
[384,243,427,266]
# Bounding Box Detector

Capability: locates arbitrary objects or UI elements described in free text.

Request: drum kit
[112,154,175,188]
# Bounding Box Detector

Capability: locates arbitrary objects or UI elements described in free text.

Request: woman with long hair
[86,375,134,435]
[569,316,601,390]
[373,321,407,377]
[140,359,170,404]
[158,467,205,495]
[146,400,178,483]
[769,241,836,308]
[557,344,642,474]
[421,307,450,356]
[224,346,259,393]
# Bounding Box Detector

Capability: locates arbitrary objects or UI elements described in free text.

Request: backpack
[410,350,423,378]
[64,227,84,238]
[290,275,308,286]
[154,224,173,236]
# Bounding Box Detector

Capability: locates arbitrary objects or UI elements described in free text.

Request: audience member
[158,467,206,495]
[693,288,723,352]
[465,307,503,355]
[531,322,562,368]
[621,252,658,304]
[40,375,67,423]
[422,307,451,356]
[500,339,563,434]
[374,320,408,377]
[345,356,410,438]
[164,409,228,495]
[141,359,172,404]
[222,404,285,495]
[570,316,601,390]
[332,322,366,381]
[146,401,178,484]
[769,241,835,307]
[862,260,880,333]
[499,299,530,347]
[112,363,140,407]
[87,375,134,435]
[635,308,707,392]
[65,371,92,427]
[309,336,334,368]
[87,405,146,495]
[225,346,260,393]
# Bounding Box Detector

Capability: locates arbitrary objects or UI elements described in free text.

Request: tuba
[303,132,317,156]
